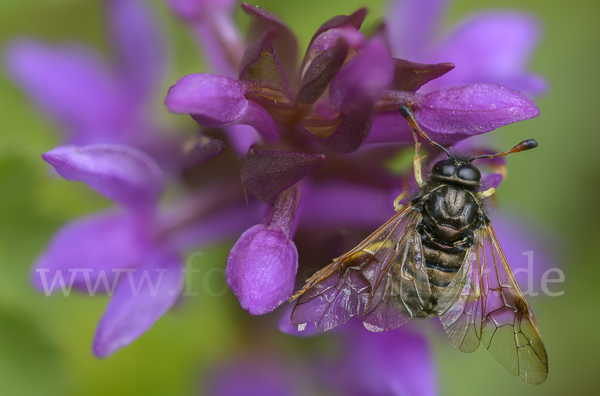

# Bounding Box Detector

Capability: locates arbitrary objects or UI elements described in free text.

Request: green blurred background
[0,0,598,395]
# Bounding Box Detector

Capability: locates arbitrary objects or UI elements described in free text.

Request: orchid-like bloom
[165,3,544,316]
[17,0,553,361]
[34,144,261,357]
[34,145,183,357]
[4,0,180,168]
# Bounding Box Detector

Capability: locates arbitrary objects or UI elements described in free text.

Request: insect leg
[393,191,408,212]
[478,187,496,199]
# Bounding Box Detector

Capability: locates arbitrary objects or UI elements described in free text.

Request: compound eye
[432,160,456,177]
[457,164,481,182]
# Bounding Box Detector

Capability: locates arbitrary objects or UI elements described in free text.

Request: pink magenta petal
[329,38,394,114]
[32,210,152,294]
[108,0,166,99]
[386,0,449,59]
[416,83,540,145]
[4,39,123,135]
[93,248,184,357]
[165,73,248,127]
[42,144,164,208]
[239,100,279,142]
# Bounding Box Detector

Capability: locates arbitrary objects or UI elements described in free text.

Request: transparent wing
[439,221,548,385]
[478,223,548,384]
[437,244,483,353]
[363,220,431,331]
[290,203,422,332]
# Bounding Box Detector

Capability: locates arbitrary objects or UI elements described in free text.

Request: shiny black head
[431,158,482,189]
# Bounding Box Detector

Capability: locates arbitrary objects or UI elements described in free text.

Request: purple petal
[226,188,300,315]
[299,182,395,229]
[208,357,299,396]
[344,326,437,396]
[316,109,374,154]
[165,73,248,127]
[108,0,165,100]
[366,111,414,145]
[386,0,449,59]
[4,39,123,135]
[307,24,364,60]
[32,210,152,294]
[390,59,454,92]
[224,124,261,155]
[191,15,242,78]
[183,135,226,169]
[226,224,298,315]
[329,38,394,114]
[239,100,279,142]
[416,83,540,145]
[427,12,544,95]
[297,39,349,106]
[93,247,183,357]
[302,8,367,68]
[241,3,298,84]
[42,145,164,208]
[166,201,264,251]
[241,149,324,205]
[166,0,237,21]
[481,173,503,189]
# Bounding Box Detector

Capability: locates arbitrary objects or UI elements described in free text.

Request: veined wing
[438,221,548,385]
[290,202,422,332]
[363,216,431,332]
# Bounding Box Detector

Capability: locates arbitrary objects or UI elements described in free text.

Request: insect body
[290,105,548,385]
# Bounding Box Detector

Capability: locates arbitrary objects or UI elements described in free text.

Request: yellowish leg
[393,191,408,212]
[413,141,425,188]
[478,187,496,199]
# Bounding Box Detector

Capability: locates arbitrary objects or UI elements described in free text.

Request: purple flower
[34,144,260,356]
[164,3,543,316]
[4,0,180,168]
[214,321,436,396]
[226,187,300,315]
[34,145,182,357]
[385,0,545,96]
[22,0,553,363]
[207,356,301,396]
[337,325,437,396]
